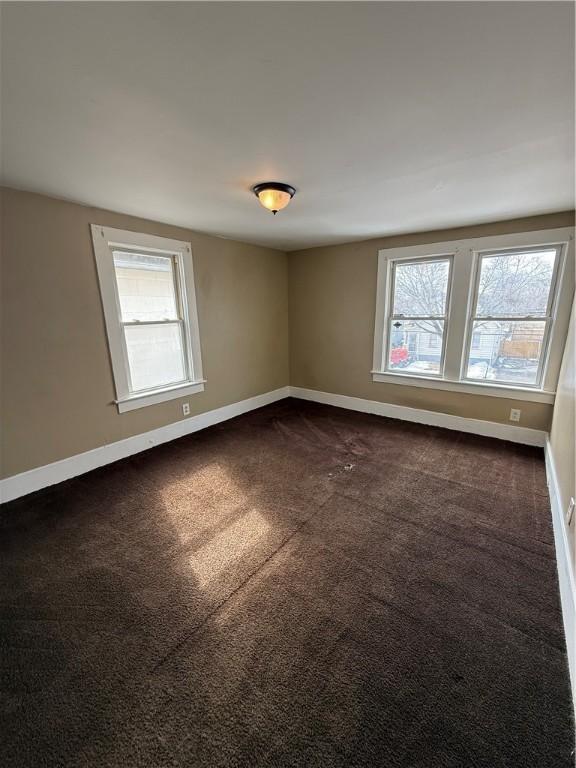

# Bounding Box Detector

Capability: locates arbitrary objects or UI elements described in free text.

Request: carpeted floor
[1,398,573,767]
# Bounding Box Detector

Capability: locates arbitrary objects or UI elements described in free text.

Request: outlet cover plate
[567,497,575,525]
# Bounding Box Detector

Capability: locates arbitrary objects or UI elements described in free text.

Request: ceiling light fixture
[252,182,296,215]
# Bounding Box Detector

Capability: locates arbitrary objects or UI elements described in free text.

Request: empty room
[1,1,575,766]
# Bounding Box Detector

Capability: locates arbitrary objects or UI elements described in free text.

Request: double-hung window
[373,228,574,403]
[92,226,204,412]
[464,246,561,387]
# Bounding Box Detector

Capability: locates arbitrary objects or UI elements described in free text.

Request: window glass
[393,259,450,316]
[388,319,444,375]
[465,247,558,386]
[113,251,179,322]
[124,323,186,392]
[466,320,546,386]
[386,256,451,376]
[475,249,556,318]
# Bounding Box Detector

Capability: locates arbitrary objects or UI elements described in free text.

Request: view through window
[387,257,451,376]
[465,248,558,386]
[113,251,187,393]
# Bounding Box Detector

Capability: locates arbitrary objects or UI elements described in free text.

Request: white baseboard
[288,387,547,446]
[0,384,549,504]
[1,385,548,505]
[544,439,576,711]
[0,387,290,504]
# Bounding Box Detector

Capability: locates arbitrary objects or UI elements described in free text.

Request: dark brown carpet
[1,398,573,767]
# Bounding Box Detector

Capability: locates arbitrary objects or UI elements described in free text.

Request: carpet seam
[149,492,335,675]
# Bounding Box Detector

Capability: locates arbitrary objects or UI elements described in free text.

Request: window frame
[461,243,564,390]
[91,225,205,413]
[372,228,575,404]
[383,254,454,379]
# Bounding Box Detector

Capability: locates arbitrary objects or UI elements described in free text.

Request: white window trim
[91,225,205,413]
[372,228,575,404]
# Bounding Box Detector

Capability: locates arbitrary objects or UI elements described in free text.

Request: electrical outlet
[182,402,190,416]
[567,497,575,526]
[509,409,521,422]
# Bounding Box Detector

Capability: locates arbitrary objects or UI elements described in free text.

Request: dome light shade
[252,182,296,215]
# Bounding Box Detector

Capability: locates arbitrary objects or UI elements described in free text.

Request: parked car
[390,345,411,368]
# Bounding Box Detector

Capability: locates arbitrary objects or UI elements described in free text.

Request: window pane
[124,323,186,392]
[475,249,556,318]
[113,251,178,322]
[393,259,450,316]
[466,321,546,386]
[388,319,444,375]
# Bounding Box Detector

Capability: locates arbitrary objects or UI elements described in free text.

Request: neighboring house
[392,324,542,366]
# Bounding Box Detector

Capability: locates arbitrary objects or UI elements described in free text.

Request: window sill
[115,380,206,413]
[371,371,555,403]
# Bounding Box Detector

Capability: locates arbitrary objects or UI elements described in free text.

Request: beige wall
[1,188,289,478]
[2,187,573,482]
[289,212,575,431]
[549,297,576,566]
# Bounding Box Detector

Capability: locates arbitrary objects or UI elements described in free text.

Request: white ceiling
[1,2,574,251]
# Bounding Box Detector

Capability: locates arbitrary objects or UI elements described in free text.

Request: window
[372,229,574,403]
[464,247,560,387]
[386,257,452,376]
[91,226,204,412]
